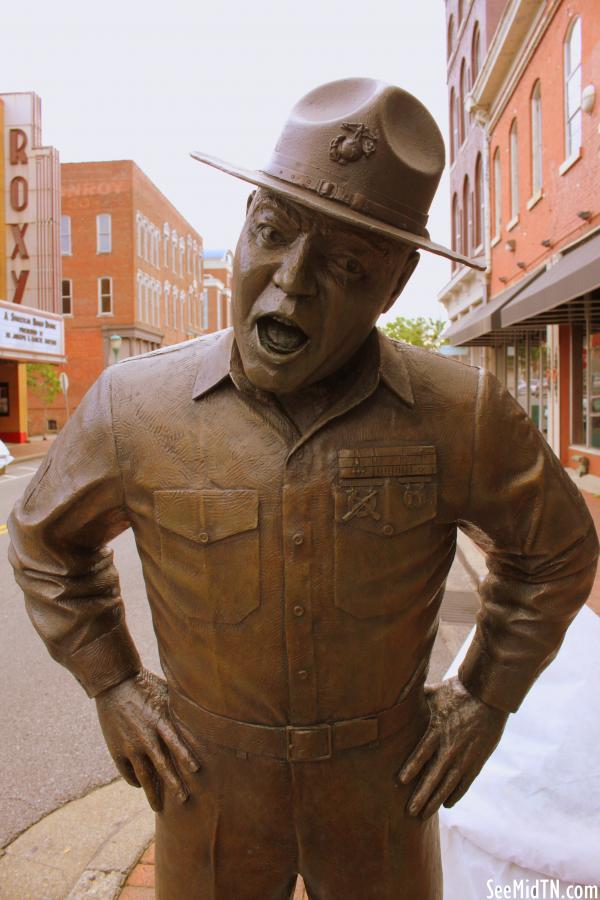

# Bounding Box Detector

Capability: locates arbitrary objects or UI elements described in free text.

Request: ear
[382,250,420,314]
[246,190,257,215]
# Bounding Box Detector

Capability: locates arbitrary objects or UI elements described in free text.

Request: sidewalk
[3,435,56,465]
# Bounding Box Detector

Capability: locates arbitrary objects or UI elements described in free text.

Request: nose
[272,235,317,298]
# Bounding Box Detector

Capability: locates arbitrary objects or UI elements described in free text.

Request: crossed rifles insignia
[342,483,427,523]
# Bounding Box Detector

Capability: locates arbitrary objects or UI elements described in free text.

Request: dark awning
[501,231,600,327]
[444,268,543,346]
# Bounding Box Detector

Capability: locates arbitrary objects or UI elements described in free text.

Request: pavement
[0,441,597,899]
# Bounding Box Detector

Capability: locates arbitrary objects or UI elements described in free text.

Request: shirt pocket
[153,488,259,625]
[333,479,437,618]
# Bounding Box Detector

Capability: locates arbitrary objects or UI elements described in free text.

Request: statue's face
[232,190,416,395]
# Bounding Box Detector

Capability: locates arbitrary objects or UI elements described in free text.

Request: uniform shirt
[8,329,598,723]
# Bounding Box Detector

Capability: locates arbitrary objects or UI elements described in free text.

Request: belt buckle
[286,724,332,762]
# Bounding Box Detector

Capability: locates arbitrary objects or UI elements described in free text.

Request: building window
[172,231,178,273]
[163,224,170,267]
[136,213,143,257]
[493,148,502,238]
[137,273,143,321]
[509,119,519,220]
[571,319,600,449]
[451,193,459,270]
[98,277,112,315]
[202,291,209,329]
[474,154,483,250]
[173,287,179,330]
[462,175,471,256]
[187,236,192,274]
[447,14,454,59]
[471,23,481,84]
[60,215,72,255]
[97,214,112,254]
[459,60,467,145]
[449,88,458,162]
[179,237,185,277]
[564,17,582,160]
[457,0,463,25]
[61,279,72,315]
[531,81,543,196]
[164,282,170,327]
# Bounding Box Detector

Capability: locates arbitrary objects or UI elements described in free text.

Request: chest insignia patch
[338,445,436,480]
[342,487,381,522]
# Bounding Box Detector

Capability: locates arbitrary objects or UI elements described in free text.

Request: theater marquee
[0,300,65,363]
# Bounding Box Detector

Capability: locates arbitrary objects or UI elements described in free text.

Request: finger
[145,734,189,804]
[114,756,141,788]
[398,728,438,784]
[419,767,462,820]
[443,773,474,809]
[157,718,201,774]
[132,755,163,812]
[406,755,448,817]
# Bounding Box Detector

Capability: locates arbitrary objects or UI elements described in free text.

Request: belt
[169,689,428,763]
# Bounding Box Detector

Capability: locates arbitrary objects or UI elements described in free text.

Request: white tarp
[439,605,600,897]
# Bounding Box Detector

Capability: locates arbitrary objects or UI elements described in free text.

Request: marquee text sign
[0,300,64,360]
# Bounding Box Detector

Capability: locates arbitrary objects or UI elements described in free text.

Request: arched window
[462,175,471,255]
[564,17,582,159]
[164,281,171,327]
[449,88,457,162]
[509,119,519,220]
[459,59,467,144]
[458,0,463,25]
[452,193,460,264]
[163,224,170,267]
[171,230,178,273]
[474,154,484,250]
[60,215,72,255]
[447,15,454,59]
[471,23,481,84]
[179,237,185,277]
[530,81,543,196]
[493,148,502,238]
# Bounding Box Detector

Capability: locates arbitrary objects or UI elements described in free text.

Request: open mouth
[256,315,309,355]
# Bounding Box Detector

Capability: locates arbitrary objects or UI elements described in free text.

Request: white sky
[3,0,452,323]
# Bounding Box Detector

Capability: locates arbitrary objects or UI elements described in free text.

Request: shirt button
[293,531,304,545]
[297,669,309,680]
[293,605,305,617]
[199,532,210,543]
[382,524,394,536]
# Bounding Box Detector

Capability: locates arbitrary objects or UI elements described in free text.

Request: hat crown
[263,78,445,236]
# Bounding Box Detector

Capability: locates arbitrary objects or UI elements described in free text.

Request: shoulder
[379,332,483,409]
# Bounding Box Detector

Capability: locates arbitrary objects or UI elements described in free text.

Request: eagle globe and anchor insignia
[329,122,379,165]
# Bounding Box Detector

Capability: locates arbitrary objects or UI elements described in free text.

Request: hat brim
[191,151,485,272]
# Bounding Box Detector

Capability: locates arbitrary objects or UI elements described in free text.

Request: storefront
[1,91,61,442]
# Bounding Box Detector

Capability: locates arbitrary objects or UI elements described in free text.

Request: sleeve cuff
[458,634,539,714]
[67,621,142,698]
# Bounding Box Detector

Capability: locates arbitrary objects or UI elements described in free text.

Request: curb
[0,779,153,900]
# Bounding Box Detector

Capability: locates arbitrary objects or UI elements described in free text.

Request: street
[0,463,160,848]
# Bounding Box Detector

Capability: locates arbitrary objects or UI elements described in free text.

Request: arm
[8,369,198,810]
[400,367,599,817]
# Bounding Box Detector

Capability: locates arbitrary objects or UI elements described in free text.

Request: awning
[501,231,600,327]
[444,269,543,346]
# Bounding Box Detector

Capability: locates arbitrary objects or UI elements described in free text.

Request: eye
[332,255,365,277]
[256,224,287,247]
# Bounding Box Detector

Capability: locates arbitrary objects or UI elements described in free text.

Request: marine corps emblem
[342,487,381,522]
[329,122,379,165]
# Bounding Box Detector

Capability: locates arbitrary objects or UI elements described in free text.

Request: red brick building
[29,160,213,433]
[203,249,233,331]
[442,0,600,472]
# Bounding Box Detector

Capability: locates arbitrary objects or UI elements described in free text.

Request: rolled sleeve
[458,368,599,713]
[8,369,141,697]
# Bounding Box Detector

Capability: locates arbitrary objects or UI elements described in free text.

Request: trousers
[155,698,442,900]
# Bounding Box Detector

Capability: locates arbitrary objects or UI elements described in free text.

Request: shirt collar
[191,326,414,409]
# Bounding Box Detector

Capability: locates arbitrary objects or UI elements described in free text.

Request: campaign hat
[191,77,483,271]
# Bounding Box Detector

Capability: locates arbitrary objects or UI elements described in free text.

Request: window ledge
[569,444,600,457]
[506,215,520,232]
[527,191,544,210]
[97,312,114,317]
[490,235,501,248]
[559,148,582,176]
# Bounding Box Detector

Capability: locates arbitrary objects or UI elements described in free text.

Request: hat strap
[262,154,429,237]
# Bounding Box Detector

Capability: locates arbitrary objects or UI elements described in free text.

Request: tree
[380,316,448,351]
[26,364,61,432]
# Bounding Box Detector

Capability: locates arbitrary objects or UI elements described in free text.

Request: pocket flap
[154,489,258,544]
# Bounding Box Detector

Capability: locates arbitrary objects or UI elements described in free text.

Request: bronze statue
[8,79,598,899]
